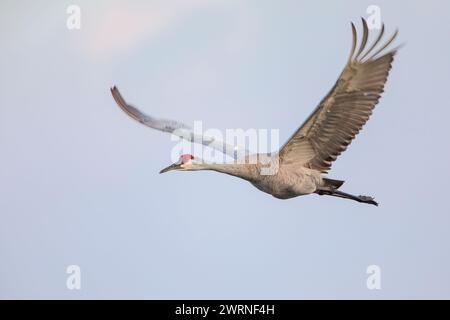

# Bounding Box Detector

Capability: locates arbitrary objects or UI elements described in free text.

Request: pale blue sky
[1,0,450,299]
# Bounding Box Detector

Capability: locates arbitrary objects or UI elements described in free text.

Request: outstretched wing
[111,86,248,159]
[279,19,398,173]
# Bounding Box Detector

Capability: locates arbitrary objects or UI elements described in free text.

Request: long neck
[192,163,258,182]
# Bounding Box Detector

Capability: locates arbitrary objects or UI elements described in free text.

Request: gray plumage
[112,19,399,206]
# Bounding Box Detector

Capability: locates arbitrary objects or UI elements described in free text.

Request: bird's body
[250,165,323,199]
[111,19,399,206]
[186,155,323,199]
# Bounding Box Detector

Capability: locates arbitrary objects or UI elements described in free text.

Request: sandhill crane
[111,19,399,206]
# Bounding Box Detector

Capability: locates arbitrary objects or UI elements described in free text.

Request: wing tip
[348,22,357,62]
[360,16,367,27]
[354,17,369,61]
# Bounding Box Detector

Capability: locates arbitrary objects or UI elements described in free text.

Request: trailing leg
[316,189,378,206]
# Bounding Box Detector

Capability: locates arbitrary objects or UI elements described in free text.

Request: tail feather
[323,178,345,189]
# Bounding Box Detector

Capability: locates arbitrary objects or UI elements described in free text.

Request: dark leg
[317,189,379,206]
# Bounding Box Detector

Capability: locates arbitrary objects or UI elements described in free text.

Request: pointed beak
[159,162,182,174]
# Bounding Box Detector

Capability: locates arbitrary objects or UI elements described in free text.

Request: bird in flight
[111,19,398,206]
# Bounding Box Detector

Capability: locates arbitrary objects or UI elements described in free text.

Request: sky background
[1,0,450,299]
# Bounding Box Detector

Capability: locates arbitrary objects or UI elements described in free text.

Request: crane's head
[159,154,197,174]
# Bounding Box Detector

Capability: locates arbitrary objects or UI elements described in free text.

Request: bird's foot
[358,195,378,206]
